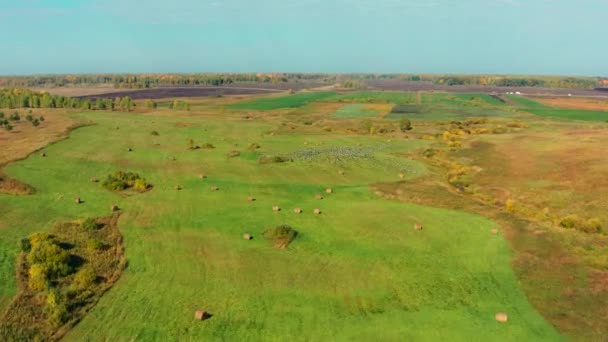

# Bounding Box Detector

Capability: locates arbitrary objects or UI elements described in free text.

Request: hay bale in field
[495,312,508,323]
[243,233,253,240]
[338,170,345,175]
[198,174,207,179]
[111,204,120,211]
[272,206,281,212]
[171,156,177,161]
[211,186,219,191]
[228,150,240,158]
[326,188,333,194]
[75,197,82,204]
[175,185,182,190]
[314,208,321,215]
[491,228,499,235]
[194,310,210,321]
[248,143,261,150]
[294,208,302,214]
[399,173,405,179]
[414,223,423,231]
[315,194,323,200]
[247,196,255,202]
[91,177,98,183]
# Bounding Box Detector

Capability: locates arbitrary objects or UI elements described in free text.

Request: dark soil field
[368,79,608,97]
[77,86,279,100]
[77,82,327,100]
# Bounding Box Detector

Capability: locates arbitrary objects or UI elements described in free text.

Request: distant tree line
[0,73,602,90]
[0,73,334,90]
[0,88,135,111]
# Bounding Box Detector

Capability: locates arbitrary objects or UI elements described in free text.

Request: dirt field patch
[534,97,608,111]
[0,109,82,166]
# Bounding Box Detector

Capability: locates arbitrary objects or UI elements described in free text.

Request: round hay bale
[243,233,253,240]
[314,208,321,215]
[294,208,302,214]
[338,170,345,175]
[315,194,324,200]
[272,206,281,212]
[194,310,209,321]
[399,173,405,179]
[414,223,423,231]
[90,177,98,183]
[211,186,219,191]
[75,197,82,204]
[326,188,333,194]
[175,185,182,190]
[495,312,508,323]
[111,204,120,211]
[491,228,499,235]
[199,174,207,179]
[247,196,255,202]
[171,156,177,161]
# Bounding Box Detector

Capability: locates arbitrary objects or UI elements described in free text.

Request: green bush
[151,130,159,136]
[73,266,97,289]
[263,224,298,248]
[19,237,32,252]
[102,171,151,192]
[27,240,72,278]
[560,214,581,229]
[86,238,104,251]
[45,289,68,327]
[582,218,603,234]
[399,118,412,132]
[81,218,99,231]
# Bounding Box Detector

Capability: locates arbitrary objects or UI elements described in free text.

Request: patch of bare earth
[534,97,608,111]
[0,109,82,166]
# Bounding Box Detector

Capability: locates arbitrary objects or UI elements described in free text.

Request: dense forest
[0,73,604,90]
[0,88,135,111]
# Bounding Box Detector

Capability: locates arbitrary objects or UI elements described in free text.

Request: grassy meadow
[3,89,608,340]
[0,106,560,340]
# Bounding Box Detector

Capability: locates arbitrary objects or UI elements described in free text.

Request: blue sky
[0,0,607,76]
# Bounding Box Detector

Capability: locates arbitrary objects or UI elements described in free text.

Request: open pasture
[0,105,560,340]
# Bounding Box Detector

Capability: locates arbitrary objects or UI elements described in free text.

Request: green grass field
[506,95,608,121]
[331,104,380,118]
[228,92,337,110]
[0,109,561,340]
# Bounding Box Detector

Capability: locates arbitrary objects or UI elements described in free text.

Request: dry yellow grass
[0,109,81,166]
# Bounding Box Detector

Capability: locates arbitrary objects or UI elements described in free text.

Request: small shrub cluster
[24,113,44,127]
[81,218,100,231]
[559,215,603,234]
[102,171,151,192]
[263,224,298,248]
[25,234,72,290]
[447,162,470,191]
[399,118,412,132]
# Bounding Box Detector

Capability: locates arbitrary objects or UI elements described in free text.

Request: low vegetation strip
[0,215,125,341]
[228,92,337,110]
